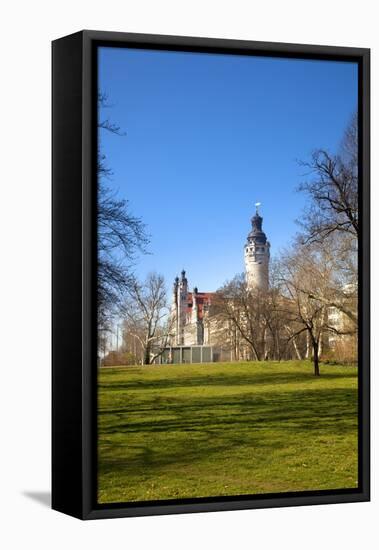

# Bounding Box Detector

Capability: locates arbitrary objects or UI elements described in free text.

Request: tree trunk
[276,330,281,361]
[312,341,320,376]
[250,344,260,361]
[318,334,323,358]
[144,345,151,365]
[305,331,310,359]
[284,325,301,360]
[291,335,302,361]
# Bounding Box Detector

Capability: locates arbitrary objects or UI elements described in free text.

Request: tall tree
[97,93,148,331]
[214,274,269,361]
[121,273,174,365]
[297,113,358,243]
[277,242,355,375]
[296,114,358,333]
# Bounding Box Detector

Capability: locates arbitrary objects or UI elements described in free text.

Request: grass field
[97,361,358,503]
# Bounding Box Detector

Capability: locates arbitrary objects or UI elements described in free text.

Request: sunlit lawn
[97,361,358,503]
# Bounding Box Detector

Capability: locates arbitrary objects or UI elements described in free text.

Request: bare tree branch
[121,273,174,365]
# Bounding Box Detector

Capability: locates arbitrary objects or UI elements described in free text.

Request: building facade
[169,206,270,349]
[170,270,215,346]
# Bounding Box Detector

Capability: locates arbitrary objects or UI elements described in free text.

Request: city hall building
[158,207,270,364]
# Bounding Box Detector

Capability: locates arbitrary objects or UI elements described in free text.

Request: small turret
[171,276,179,311]
[192,287,198,324]
[175,269,188,345]
[173,276,179,293]
[179,269,188,299]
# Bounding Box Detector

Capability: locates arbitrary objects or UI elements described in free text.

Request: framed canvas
[52,30,370,520]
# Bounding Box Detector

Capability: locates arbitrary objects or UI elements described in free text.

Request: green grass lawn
[97,361,358,504]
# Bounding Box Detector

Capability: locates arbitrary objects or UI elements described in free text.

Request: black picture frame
[52,30,370,520]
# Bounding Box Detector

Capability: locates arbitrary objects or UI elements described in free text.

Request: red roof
[186,292,215,320]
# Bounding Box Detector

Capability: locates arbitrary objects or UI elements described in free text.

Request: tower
[171,275,179,342]
[244,204,270,291]
[176,269,188,345]
[191,287,199,324]
[191,287,204,345]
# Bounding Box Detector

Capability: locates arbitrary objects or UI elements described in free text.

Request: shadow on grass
[98,386,358,476]
[99,369,357,393]
[100,388,357,435]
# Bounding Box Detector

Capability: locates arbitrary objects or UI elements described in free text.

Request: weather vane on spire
[255,202,261,215]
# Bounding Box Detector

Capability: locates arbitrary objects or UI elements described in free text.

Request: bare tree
[97,92,149,330]
[215,274,270,361]
[121,273,174,365]
[261,287,293,361]
[97,183,148,328]
[297,113,358,243]
[278,242,355,375]
[306,234,358,329]
[293,113,358,356]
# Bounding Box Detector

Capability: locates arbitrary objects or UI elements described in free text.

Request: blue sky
[98,47,357,292]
